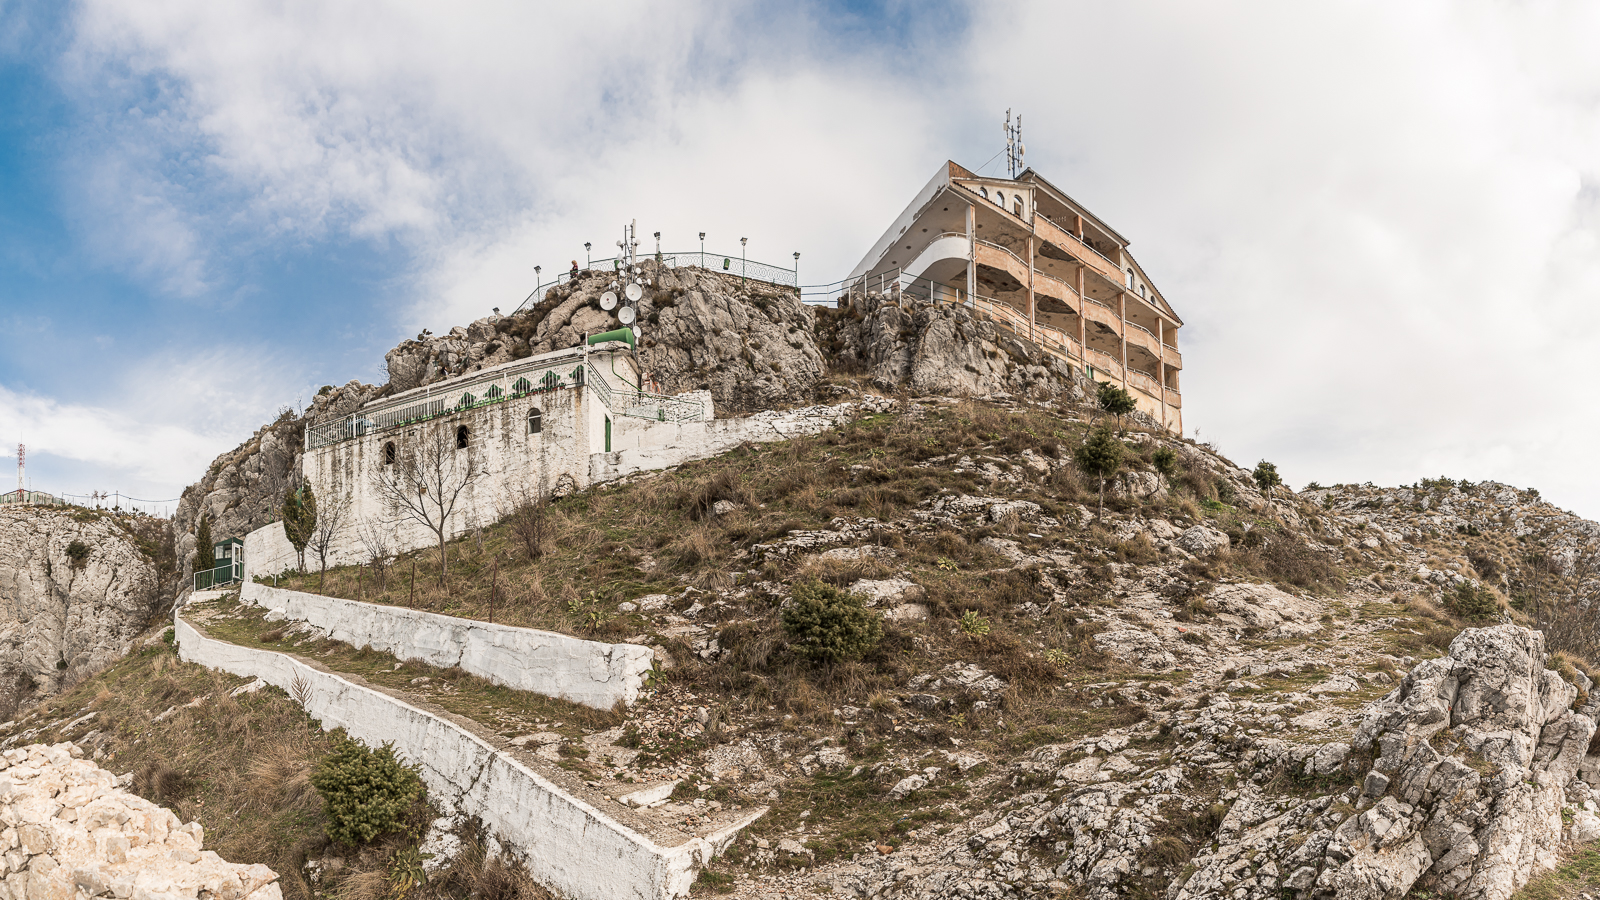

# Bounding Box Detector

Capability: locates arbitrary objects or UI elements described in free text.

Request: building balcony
[1035,214,1125,285]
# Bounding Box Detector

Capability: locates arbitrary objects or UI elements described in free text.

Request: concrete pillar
[966,204,976,304]
[1119,291,1129,389]
[1158,319,1167,431]
[1076,266,1087,371]
[1027,236,1036,343]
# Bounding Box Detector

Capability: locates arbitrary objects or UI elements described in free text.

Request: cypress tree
[1074,426,1124,519]
[282,483,318,572]
[194,516,214,586]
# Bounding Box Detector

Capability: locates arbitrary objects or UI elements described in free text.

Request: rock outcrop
[173,382,380,579]
[0,741,281,898]
[0,508,159,704]
[383,262,825,414]
[1175,624,1598,900]
[816,290,1089,400]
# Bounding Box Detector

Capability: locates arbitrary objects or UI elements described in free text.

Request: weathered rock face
[816,291,1089,400]
[1177,624,1598,900]
[382,262,825,414]
[0,741,281,898]
[0,509,160,702]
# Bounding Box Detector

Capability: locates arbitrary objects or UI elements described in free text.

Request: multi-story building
[846,160,1183,433]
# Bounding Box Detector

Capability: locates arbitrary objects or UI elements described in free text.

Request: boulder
[1176,525,1231,557]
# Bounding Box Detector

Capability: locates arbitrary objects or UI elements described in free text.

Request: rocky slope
[0,508,161,711]
[173,272,1063,577]
[816,290,1090,401]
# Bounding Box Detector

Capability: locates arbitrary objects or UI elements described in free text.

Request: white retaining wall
[241,581,654,710]
[592,399,884,484]
[175,618,756,900]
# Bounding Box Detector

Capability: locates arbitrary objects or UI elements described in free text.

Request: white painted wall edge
[239,581,653,710]
[175,617,761,900]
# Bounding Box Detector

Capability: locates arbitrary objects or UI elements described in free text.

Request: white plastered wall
[241,581,653,709]
[175,618,756,900]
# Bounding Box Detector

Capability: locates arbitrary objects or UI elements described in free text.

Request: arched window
[978,187,988,199]
[456,425,470,449]
[1013,198,1023,217]
[528,408,542,435]
[383,442,396,466]
[996,191,1005,207]
[1126,268,1134,288]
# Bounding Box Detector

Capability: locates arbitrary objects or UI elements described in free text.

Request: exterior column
[1118,290,1129,389]
[966,204,976,304]
[1158,319,1167,431]
[1027,236,1036,343]
[1076,266,1087,373]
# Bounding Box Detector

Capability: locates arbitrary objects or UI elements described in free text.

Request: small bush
[958,611,991,639]
[781,582,883,664]
[1252,460,1282,492]
[1447,583,1500,622]
[310,733,426,846]
[65,540,91,570]
[1151,447,1178,481]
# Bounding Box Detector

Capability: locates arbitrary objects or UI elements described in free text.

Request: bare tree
[369,426,485,584]
[506,487,552,561]
[357,522,392,592]
[308,494,351,591]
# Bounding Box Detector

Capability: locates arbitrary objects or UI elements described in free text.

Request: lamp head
[740,237,748,246]
[699,232,705,241]
[584,242,591,251]
[653,231,660,240]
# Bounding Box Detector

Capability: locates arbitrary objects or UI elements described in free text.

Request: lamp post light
[534,265,541,296]
[740,237,748,286]
[794,251,801,298]
[653,231,661,263]
[699,232,706,268]
[584,242,591,268]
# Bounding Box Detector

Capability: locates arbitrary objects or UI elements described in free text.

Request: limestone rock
[0,742,281,898]
[0,508,160,699]
[1176,525,1231,557]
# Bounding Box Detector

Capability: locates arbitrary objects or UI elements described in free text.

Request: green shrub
[1447,583,1500,622]
[1253,460,1283,492]
[1151,447,1178,480]
[958,610,991,639]
[781,582,882,664]
[64,540,91,570]
[310,733,425,846]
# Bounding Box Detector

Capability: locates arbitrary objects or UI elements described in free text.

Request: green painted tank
[586,328,636,348]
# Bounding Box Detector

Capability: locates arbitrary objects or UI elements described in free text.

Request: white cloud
[42,0,1600,518]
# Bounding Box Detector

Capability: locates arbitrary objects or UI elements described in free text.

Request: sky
[2,1,1600,519]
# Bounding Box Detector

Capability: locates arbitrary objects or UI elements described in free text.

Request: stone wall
[0,741,281,898]
[240,581,654,710]
[175,618,752,900]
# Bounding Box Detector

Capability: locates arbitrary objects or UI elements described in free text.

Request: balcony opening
[456,425,470,449]
[383,442,395,466]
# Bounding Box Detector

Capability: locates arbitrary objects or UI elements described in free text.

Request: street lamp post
[654,231,661,264]
[534,265,541,297]
[793,251,801,298]
[699,232,705,269]
[584,242,591,268]
[740,237,748,286]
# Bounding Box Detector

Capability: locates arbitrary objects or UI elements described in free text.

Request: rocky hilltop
[172,274,1092,576]
[0,508,161,712]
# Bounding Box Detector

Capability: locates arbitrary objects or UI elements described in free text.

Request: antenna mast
[1005,109,1025,178]
[16,443,23,492]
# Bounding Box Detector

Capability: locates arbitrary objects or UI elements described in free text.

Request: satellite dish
[631,266,641,275]
[599,291,618,310]
[618,306,636,325]
[624,283,643,302]
[630,325,641,339]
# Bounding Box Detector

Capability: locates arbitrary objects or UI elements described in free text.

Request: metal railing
[1039,213,1126,276]
[513,251,797,314]
[975,239,1031,272]
[193,558,242,591]
[1126,320,1158,341]
[306,352,708,451]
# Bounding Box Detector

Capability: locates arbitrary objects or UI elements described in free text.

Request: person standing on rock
[570,260,580,279]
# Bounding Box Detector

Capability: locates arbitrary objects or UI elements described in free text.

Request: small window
[995,191,1005,207]
[1013,198,1023,216]
[979,187,988,199]
[456,425,470,449]
[528,408,542,435]
[1139,284,1147,298]
[383,442,395,465]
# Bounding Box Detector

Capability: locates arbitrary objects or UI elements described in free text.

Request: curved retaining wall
[240,581,653,710]
[175,617,754,900]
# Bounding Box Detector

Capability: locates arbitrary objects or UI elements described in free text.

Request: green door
[605,416,612,452]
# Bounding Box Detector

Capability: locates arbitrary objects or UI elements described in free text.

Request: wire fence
[513,251,797,314]
[1,490,178,518]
